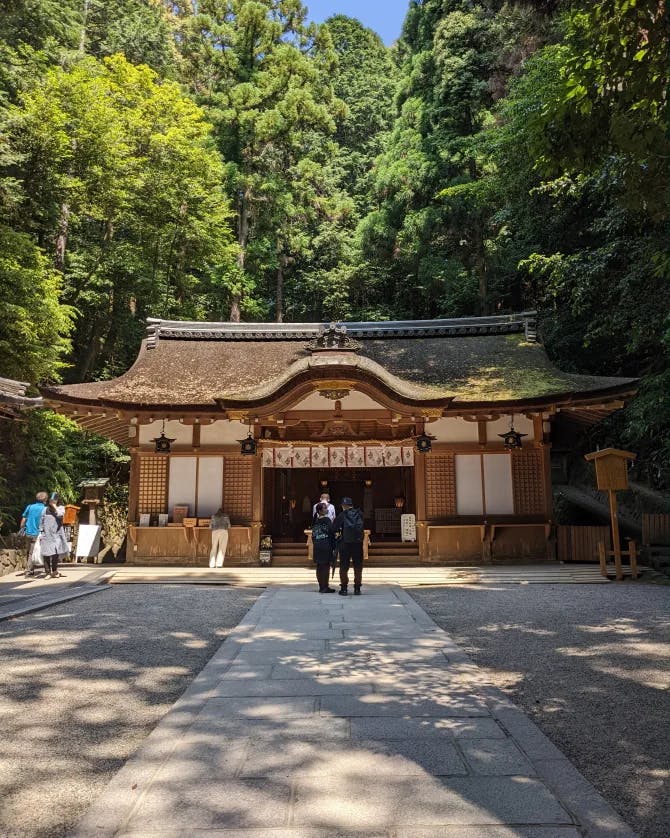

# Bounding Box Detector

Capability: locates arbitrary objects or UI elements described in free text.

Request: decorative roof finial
[308,323,361,353]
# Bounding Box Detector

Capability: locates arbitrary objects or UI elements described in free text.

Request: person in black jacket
[332,497,364,596]
[312,502,336,593]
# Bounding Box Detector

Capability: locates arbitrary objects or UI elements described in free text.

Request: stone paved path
[0,564,111,621]
[71,585,635,837]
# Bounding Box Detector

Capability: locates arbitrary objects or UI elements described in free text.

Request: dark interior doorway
[263,467,414,540]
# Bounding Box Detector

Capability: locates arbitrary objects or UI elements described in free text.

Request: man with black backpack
[332,497,365,596]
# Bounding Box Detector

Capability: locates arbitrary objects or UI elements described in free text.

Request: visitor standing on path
[209,508,231,568]
[332,497,364,596]
[40,496,68,578]
[19,491,48,579]
[311,502,336,593]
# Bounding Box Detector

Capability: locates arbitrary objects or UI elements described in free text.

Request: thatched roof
[42,314,637,413]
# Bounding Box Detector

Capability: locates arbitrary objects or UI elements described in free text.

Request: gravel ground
[0,584,261,838]
[408,582,670,838]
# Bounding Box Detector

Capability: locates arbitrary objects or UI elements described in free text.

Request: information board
[401,513,417,543]
[75,524,101,560]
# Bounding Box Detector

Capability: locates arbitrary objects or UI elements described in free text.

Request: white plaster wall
[199,420,248,446]
[483,454,514,514]
[139,420,192,446]
[455,454,484,515]
[168,456,197,517]
[488,414,534,442]
[289,390,386,411]
[430,418,480,443]
[197,457,224,516]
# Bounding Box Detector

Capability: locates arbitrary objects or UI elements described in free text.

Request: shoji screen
[197,457,224,516]
[167,457,197,517]
[455,455,484,515]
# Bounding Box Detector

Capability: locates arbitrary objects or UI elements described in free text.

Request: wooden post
[608,489,623,581]
[628,539,638,579]
[585,449,636,583]
[414,448,427,560]
[597,541,607,577]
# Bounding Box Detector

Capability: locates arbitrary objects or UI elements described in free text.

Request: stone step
[109,563,645,586]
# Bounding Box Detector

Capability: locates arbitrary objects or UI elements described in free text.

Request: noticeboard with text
[401,513,417,543]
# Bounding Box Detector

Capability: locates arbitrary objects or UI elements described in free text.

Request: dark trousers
[315,563,331,590]
[339,542,363,590]
[43,554,58,575]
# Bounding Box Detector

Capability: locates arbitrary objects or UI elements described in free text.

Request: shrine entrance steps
[265,540,421,567]
[106,563,634,586]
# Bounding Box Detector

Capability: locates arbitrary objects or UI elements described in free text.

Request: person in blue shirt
[20,491,48,579]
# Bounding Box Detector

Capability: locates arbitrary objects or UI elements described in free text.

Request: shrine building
[42,313,637,565]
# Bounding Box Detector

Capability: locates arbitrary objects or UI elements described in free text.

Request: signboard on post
[585,448,634,492]
[584,448,636,580]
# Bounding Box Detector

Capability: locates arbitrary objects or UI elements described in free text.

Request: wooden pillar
[126,450,140,561]
[251,453,263,560]
[414,451,428,561]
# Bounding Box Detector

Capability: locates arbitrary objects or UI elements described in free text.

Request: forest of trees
[0,0,668,521]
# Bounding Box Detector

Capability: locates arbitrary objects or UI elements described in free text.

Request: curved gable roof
[42,314,637,412]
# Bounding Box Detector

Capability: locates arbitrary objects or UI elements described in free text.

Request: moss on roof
[45,332,636,409]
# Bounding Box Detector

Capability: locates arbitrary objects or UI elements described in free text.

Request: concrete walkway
[0,564,111,621]
[71,585,635,837]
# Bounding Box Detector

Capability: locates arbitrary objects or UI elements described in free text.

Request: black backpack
[342,508,364,543]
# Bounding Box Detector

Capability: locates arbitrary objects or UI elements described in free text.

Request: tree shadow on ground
[408,583,670,838]
[0,584,261,838]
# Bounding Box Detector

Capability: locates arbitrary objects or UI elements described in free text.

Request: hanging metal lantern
[152,420,175,454]
[415,431,433,454]
[498,417,527,450]
[239,433,257,456]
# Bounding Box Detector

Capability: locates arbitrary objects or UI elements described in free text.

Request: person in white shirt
[312,493,335,522]
[209,508,231,568]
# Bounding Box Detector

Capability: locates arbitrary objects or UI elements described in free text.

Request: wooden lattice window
[137,456,168,514]
[222,456,254,523]
[512,450,545,515]
[425,453,456,519]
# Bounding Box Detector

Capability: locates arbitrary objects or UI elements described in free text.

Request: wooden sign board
[584,448,636,492]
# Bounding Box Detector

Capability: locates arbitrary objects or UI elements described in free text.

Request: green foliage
[7,53,237,378]
[0,228,73,381]
[0,0,669,495]
[0,410,129,532]
[489,0,669,477]
[173,0,345,321]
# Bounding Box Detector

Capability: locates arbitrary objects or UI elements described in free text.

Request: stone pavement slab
[70,585,635,837]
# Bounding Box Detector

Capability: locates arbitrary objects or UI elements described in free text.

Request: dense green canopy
[0,0,668,522]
